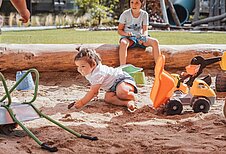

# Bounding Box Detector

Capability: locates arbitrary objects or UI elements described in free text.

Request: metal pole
[160,0,169,24]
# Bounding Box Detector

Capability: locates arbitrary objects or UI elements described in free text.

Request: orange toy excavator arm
[150,55,176,108]
[220,52,226,70]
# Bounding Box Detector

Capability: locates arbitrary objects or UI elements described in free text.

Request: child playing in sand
[118,0,161,65]
[68,48,138,112]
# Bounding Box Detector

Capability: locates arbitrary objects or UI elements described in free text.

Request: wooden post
[221,0,226,26]
[160,0,169,24]
[193,0,200,22]
[220,0,226,13]
[214,0,220,26]
[166,0,181,26]
[209,0,214,26]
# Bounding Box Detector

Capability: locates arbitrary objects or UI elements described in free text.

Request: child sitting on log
[68,48,138,112]
[118,0,161,65]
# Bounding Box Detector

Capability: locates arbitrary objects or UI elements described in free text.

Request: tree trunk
[0,44,225,73]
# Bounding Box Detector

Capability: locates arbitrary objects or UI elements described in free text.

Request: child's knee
[146,37,158,46]
[151,38,159,46]
[116,89,134,100]
[120,39,130,47]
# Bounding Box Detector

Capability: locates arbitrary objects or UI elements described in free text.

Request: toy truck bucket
[220,52,226,70]
[150,55,176,108]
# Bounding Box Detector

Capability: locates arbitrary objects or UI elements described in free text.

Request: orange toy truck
[150,52,226,115]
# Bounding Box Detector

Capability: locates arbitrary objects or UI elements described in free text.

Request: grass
[1,29,226,44]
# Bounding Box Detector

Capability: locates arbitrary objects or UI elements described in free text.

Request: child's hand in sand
[68,100,83,109]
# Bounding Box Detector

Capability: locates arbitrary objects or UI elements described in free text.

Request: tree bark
[1,44,226,73]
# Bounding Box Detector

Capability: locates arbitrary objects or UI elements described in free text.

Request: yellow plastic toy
[150,52,226,115]
[216,52,226,92]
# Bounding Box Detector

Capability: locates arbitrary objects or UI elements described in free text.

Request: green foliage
[75,0,98,16]
[74,0,121,25]
[90,3,108,25]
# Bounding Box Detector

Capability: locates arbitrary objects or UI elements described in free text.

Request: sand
[0,71,226,154]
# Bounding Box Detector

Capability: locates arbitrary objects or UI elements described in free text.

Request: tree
[90,2,108,25]
[75,0,121,25]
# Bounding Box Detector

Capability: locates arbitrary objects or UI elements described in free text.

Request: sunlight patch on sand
[125,113,210,126]
[25,111,123,128]
[125,118,177,126]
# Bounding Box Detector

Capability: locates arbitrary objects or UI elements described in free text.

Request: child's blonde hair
[74,48,102,67]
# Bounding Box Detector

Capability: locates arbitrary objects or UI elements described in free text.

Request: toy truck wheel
[165,99,183,115]
[216,72,226,92]
[192,98,210,113]
[0,123,18,135]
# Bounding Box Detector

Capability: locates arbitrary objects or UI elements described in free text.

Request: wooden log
[193,25,226,30]
[222,17,226,22]
[0,44,226,73]
[192,13,226,26]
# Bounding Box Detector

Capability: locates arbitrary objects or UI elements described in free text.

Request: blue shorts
[120,36,147,49]
[108,73,138,93]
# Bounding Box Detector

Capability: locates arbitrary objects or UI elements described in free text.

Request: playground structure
[156,0,226,30]
[150,52,226,115]
[166,0,196,26]
[0,69,98,152]
[191,0,226,30]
